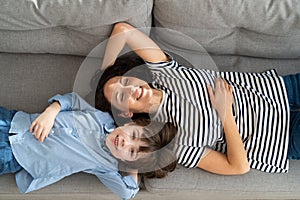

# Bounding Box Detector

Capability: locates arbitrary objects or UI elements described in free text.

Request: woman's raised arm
[101,22,167,70]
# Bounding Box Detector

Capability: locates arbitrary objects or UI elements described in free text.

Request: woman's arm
[101,22,167,70]
[197,78,250,175]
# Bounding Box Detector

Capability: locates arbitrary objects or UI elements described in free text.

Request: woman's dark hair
[118,118,178,179]
[95,51,152,125]
[95,50,194,126]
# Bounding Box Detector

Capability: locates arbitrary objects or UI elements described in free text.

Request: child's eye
[132,132,136,139]
[130,149,135,157]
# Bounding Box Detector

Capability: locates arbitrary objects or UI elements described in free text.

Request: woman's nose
[122,85,133,94]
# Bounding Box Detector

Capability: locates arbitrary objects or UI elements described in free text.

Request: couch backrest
[153,0,300,59]
[0,0,153,56]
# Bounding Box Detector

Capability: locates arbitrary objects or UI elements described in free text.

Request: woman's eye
[122,78,129,86]
[132,132,136,139]
[121,93,125,102]
[125,79,129,85]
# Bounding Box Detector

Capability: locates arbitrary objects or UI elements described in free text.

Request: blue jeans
[282,73,300,159]
[0,107,22,175]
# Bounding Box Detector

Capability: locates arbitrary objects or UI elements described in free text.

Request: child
[0,92,177,199]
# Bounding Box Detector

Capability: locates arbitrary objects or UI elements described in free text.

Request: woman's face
[104,76,153,115]
[106,123,149,162]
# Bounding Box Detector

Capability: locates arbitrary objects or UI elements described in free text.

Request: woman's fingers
[216,78,232,94]
[207,78,233,117]
[214,78,221,89]
[215,78,228,91]
[207,84,214,99]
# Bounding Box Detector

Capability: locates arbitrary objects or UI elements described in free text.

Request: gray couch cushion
[212,55,300,75]
[153,0,300,59]
[0,53,82,112]
[144,161,300,199]
[0,0,153,55]
[0,173,110,193]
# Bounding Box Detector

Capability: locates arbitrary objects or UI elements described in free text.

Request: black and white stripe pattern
[146,57,290,173]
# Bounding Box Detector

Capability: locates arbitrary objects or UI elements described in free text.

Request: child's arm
[96,171,139,199]
[30,92,112,142]
[30,101,61,143]
[48,92,96,112]
[101,22,168,70]
[197,78,250,175]
[126,169,138,184]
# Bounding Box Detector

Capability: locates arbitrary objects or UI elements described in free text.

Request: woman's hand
[207,78,233,122]
[198,78,249,175]
[30,101,61,143]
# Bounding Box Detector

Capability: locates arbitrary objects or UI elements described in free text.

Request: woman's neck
[147,89,163,113]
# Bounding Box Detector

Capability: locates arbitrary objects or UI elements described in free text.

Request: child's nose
[122,137,134,148]
[121,138,125,147]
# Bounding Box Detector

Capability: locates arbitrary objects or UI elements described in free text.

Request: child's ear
[118,112,133,118]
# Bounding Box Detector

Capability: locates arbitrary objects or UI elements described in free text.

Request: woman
[96,22,299,175]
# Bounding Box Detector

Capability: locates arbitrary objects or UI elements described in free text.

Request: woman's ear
[118,112,133,118]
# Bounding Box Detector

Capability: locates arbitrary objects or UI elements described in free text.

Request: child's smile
[106,123,148,162]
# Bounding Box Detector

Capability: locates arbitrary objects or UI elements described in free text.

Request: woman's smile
[104,76,159,113]
[135,87,143,101]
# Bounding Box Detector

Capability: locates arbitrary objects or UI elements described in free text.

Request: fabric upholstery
[0,0,299,199]
[145,161,300,198]
[0,0,153,55]
[153,0,300,58]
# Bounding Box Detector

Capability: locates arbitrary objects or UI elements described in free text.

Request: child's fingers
[40,128,50,143]
[34,125,43,140]
[39,131,46,143]
[29,120,36,132]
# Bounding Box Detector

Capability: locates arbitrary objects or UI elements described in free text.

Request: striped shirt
[145,55,290,173]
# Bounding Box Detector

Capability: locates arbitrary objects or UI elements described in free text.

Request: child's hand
[207,78,233,122]
[30,102,61,143]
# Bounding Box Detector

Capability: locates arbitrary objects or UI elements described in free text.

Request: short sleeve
[202,147,212,159]
[48,92,96,112]
[144,52,177,69]
[177,145,207,168]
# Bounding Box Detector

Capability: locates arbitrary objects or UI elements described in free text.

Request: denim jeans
[282,73,300,159]
[0,107,22,175]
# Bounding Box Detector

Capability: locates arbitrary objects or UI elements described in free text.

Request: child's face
[106,123,149,162]
[104,76,153,114]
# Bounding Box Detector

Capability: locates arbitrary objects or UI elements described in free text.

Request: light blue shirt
[8,92,139,199]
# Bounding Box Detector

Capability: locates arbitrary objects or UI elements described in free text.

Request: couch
[0,0,300,199]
